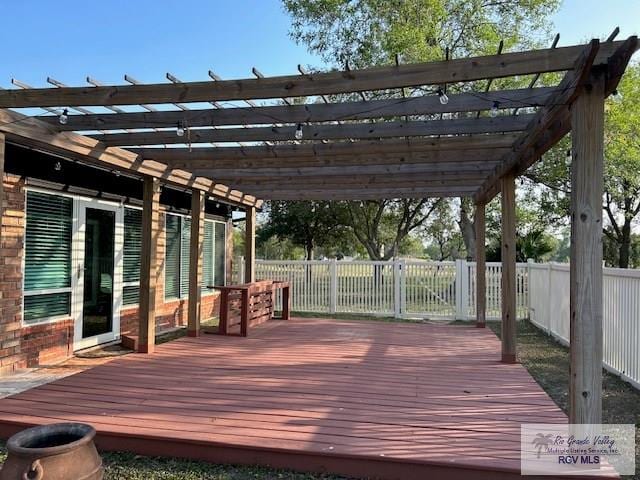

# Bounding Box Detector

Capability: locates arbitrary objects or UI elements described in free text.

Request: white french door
[72,199,124,351]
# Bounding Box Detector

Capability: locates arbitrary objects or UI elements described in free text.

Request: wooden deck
[0,318,572,479]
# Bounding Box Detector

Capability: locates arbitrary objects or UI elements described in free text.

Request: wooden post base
[138,343,155,354]
[475,322,486,328]
[187,330,199,337]
[501,353,516,364]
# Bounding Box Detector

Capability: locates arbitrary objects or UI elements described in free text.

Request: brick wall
[21,320,74,368]
[120,292,221,337]
[0,174,26,375]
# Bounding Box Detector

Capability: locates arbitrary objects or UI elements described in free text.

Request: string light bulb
[295,123,304,140]
[176,122,185,137]
[566,149,572,162]
[54,161,62,171]
[59,109,68,125]
[437,88,449,105]
[490,101,500,118]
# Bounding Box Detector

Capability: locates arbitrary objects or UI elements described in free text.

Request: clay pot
[1,423,103,480]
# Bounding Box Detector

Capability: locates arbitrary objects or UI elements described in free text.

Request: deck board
[0,318,579,479]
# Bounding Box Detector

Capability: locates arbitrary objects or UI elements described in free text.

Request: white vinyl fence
[236,258,529,320]
[529,263,640,390]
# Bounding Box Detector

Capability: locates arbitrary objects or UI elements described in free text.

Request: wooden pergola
[0,34,637,428]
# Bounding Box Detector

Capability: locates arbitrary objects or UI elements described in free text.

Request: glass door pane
[82,208,115,338]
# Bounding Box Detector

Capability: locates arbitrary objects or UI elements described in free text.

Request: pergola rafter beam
[164,148,509,170]
[0,41,626,108]
[130,134,519,162]
[213,173,490,187]
[184,161,500,178]
[255,187,478,200]
[39,87,552,131]
[216,179,486,192]
[88,114,533,146]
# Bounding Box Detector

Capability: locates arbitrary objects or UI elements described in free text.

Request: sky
[0,0,637,91]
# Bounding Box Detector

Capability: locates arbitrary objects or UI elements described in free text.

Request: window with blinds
[214,222,226,287]
[122,208,142,305]
[164,214,226,300]
[203,221,214,292]
[164,214,181,299]
[180,218,191,297]
[23,191,73,323]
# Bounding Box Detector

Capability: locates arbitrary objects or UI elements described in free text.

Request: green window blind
[24,191,73,322]
[165,214,227,299]
[24,293,71,323]
[122,285,140,306]
[180,218,191,297]
[203,221,214,291]
[214,222,226,287]
[164,214,181,299]
[24,192,73,290]
[122,208,142,305]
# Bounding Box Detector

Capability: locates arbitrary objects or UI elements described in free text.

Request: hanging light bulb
[566,149,572,162]
[59,109,69,125]
[437,88,449,105]
[54,161,62,171]
[176,122,185,137]
[295,123,304,140]
[490,101,500,118]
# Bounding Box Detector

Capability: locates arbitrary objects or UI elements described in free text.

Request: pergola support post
[569,69,605,425]
[501,173,517,363]
[475,202,486,328]
[138,177,161,354]
[187,190,206,337]
[244,206,256,283]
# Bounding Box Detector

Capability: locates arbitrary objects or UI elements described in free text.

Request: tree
[602,64,640,268]
[339,198,442,260]
[284,0,559,68]
[283,0,561,258]
[526,63,640,268]
[423,199,465,260]
[259,200,347,260]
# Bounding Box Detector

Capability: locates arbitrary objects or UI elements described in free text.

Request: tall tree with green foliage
[259,201,348,260]
[282,0,561,259]
[336,198,442,260]
[284,0,559,67]
[527,63,640,268]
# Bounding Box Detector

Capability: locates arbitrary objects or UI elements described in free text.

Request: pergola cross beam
[89,114,533,146]
[0,41,626,108]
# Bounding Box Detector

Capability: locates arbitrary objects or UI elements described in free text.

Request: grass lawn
[0,316,637,479]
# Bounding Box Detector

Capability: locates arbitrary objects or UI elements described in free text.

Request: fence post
[393,259,401,318]
[455,259,469,320]
[527,258,534,317]
[329,258,337,314]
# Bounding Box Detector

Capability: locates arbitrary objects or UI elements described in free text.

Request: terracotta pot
[1,423,103,480]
